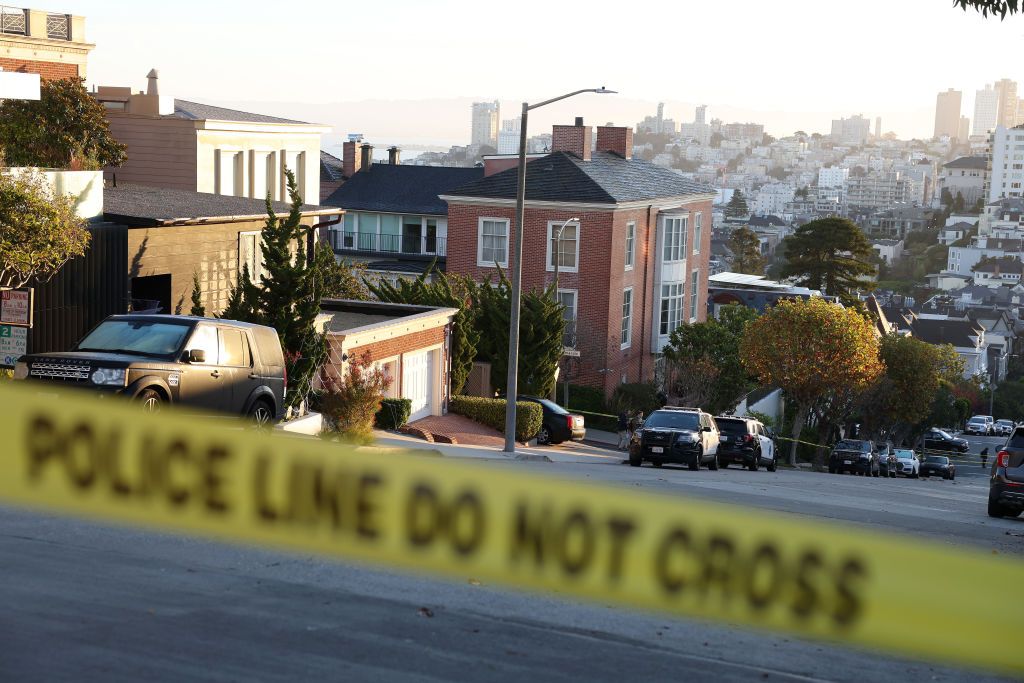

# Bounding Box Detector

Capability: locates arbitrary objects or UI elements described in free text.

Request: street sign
[0,288,32,327]
[0,324,27,367]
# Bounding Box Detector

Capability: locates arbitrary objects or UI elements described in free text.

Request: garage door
[402,350,433,422]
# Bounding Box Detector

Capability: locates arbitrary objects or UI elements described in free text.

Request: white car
[995,419,1015,436]
[965,415,994,436]
[893,448,919,478]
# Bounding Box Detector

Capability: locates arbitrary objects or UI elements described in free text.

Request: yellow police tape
[0,380,1020,675]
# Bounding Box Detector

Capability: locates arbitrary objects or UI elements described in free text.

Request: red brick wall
[447,197,714,398]
[595,126,633,159]
[0,57,78,80]
[552,124,592,160]
[325,326,447,399]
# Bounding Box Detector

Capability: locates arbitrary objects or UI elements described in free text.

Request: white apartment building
[753,183,795,215]
[818,166,849,188]
[845,171,908,210]
[830,115,871,146]
[974,85,999,135]
[471,101,500,148]
[989,125,1024,202]
[496,118,520,155]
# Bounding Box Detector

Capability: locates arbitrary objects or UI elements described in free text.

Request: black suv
[14,314,286,424]
[920,455,956,480]
[629,407,720,470]
[989,427,1024,518]
[715,415,777,471]
[922,429,969,454]
[828,439,880,476]
[517,396,585,445]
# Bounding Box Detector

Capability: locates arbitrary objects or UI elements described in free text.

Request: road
[1,446,1021,682]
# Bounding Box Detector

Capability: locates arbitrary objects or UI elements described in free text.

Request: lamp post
[503,87,615,454]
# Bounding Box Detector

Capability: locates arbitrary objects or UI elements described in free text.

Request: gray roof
[173,99,310,125]
[447,151,715,204]
[323,164,484,215]
[943,156,988,170]
[974,258,1023,274]
[910,318,982,347]
[320,151,345,183]
[103,184,331,226]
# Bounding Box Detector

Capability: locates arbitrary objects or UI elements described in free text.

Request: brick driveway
[409,414,508,447]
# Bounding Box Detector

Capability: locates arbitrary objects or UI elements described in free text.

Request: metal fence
[0,6,26,34]
[327,229,447,257]
[45,12,68,40]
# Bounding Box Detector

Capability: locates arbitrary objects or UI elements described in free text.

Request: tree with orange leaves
[740,297,883,467]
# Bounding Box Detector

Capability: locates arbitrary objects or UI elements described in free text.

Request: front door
[403,350,433,421]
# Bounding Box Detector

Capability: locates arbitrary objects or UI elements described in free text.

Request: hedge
[449,396,543,442]
[375,398,412,430]
[574,410,618,433]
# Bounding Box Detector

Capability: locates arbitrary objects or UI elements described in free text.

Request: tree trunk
[788,403,810,467]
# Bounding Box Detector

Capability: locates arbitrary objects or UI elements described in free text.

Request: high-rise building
[934,88,962,139]
[471,101,500,148]
[830,115,871,145]
[695,104,707,125]
[988,125,1024,202]
[1017,98,1024,127]
[994,78,1019,128]
[958,116,971,143]
[974,85,999,135]
[875,116,882,139]
[496,118,520,155]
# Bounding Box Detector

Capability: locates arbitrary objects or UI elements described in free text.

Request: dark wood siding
[29,222,129,353]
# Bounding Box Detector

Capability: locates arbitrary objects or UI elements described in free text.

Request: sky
[60,0,1024,148]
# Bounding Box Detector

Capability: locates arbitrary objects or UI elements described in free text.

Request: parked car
[920,455,956,480]
[995,419,1016,437]
[922,428,970,454]
[714,415,777,471]
[989,427,1024,518]
[629,407,720,470]
[13,314,286,425]
[876,444,898,478]
[517,396,585,445]
[965,415,994,436]
[893,449,920,478]
[828,439,880,476]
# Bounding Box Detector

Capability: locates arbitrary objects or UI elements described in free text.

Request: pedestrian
[629,410,644,442]
[617,410,630,450]
[981,447,988,469]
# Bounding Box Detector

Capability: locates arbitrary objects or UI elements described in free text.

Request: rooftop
[172,99,310,125]
[323,164,484,215]
[910,317,984,347]
[943,156,988,170]
[103,184,337,226]
[445,151,715,204]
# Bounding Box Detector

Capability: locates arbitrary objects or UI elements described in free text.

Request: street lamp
[551,216,580,298]
[503,87,615,454]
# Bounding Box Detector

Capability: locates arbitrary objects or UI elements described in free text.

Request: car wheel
[689,449,701,471]
[988,499,1005,518]
[536,425,552,446]
[248,399,275,429]
[720,461,729,469]
[768,460,777,472]
[653,460,663,468]
[709,453,719,471]
[137,388,163,413]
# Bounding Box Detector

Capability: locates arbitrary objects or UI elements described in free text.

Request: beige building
[94,71,330,204]
[0,5,91,80]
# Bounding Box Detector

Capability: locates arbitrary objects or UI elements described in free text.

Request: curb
[514,452,553,462]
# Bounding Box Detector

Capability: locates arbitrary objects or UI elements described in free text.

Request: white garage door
[402,350,434,422]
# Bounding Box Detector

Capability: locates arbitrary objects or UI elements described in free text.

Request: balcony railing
[0,6,26,34]
[328,229,447,258]
[46,12,68,40]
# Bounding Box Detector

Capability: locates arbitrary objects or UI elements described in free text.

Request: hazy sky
[63,0,1023,146]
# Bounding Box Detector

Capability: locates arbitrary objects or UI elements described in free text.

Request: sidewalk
[369,428,626,465]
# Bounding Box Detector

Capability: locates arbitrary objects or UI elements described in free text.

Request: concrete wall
[195,129,322,203]
[104,115,198,191]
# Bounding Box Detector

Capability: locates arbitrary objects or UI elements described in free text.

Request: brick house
[320,300,458,421]
[441,120,715,397]
[0,5,92,80]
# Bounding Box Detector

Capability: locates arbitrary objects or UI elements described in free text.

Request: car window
[533,398,569,414]
[76,320,192,357]
[835,439,866,450]
[187,324,220,364]
[645,411,700,431]
[716,419,749,435]
[1008,429,1024,449]
[894,449,915,459]
[930,430,952,439]
[219,328,247,367]
[924,455,949,464]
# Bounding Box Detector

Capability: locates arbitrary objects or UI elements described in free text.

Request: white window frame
[238,230,265,283]
[546,220,580,273]
[477,217,510,268]
[690,270,700,321]
[557,288,578,348]
[660,282,684,336]
[621,287,633,349]
[693,213,702,255]
[624,221,636,271]
[663,216,688,262]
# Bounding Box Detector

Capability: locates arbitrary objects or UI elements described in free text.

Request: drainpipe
[308,213,344,259]
[640,204,654,382]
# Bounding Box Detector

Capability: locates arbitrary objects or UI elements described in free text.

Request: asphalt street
[1,444,1021,683]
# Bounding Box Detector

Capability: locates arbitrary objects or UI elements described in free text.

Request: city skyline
[59,0,1023,145]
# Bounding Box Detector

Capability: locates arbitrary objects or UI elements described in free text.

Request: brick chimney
[387,146,401,165]
[342,140,363,177]
[596,125,633,159]
[552,116,592,161]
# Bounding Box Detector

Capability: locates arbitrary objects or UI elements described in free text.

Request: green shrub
[565,384,607,413]
[573,410,618,433]
[610,382,662,415]
[375,398,412,430]
[449,395,542,442]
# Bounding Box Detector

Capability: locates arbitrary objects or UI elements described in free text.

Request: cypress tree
[189,271,206,317]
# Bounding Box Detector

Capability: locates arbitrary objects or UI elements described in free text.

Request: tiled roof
[320,151,345,183]
[447,151,715,204]
[943,156,988,170]
[322,164,484,215]
[103,184,329,226]
[910,317,983,347]
[173,99,310,125]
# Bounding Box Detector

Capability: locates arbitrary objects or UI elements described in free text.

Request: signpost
[0,288,33,368]
[0,325,28,368]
